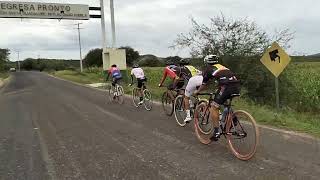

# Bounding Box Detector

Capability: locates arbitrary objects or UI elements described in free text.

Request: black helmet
[179,58,190,65]
[204,55,219,64]
[132,64,139,68]
[111,64,117,67]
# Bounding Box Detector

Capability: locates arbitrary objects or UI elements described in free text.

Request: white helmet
[204,55,219,64]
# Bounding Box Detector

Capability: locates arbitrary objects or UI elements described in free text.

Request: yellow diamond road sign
[260,42,291,77]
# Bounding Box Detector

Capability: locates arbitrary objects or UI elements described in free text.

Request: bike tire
[143,89,153,111]
[161,91,174,116]
[108,85,114,102]
[116,85,124,104]
[174,95,187,127]
[132,88,140,107]
[226,110,259,161]
[194,102,214,135]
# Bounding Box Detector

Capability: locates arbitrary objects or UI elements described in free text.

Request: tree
[84,48,103,67]
[171,13,295,106]
[0,48,10,71]
[172,14,294,57]
[119,46,140,66]
[165,56,181,65]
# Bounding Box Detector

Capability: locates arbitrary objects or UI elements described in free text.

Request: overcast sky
[1,0,319,61]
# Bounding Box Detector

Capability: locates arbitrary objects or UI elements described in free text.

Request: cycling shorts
[185,75,203,97]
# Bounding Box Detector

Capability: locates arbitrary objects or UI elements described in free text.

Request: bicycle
[161,87,184,116]
[131,81,153,111]
[194,93,259,161]
[174,94,211,130]
[107,82,124,104]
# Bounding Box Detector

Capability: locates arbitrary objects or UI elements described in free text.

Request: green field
[51,65,320,137]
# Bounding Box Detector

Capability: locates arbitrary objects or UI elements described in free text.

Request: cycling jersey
[131,67,145,79]
[202,64,238,85]
[109,67,122,79]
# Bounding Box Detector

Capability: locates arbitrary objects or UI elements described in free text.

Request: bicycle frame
[197,93,235,137]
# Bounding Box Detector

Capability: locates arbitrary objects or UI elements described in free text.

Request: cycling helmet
[204,55,219,64]
[179,58,190,65]
[132,64,139,68]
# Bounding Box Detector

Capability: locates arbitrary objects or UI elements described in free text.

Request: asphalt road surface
[0,71,319,180]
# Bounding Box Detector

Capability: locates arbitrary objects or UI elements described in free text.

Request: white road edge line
[46,73,318,140]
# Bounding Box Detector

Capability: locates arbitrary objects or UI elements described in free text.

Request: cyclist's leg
[184,76,203,121]
[137,79,144,102]
[167,83,175,100]
[210,86,228,140]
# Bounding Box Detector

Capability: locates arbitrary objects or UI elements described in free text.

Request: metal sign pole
[275,76,280,110]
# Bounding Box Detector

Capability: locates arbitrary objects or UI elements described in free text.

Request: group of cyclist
[106,54,240,141]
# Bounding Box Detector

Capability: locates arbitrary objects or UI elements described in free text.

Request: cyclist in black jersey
[194,55,240,141]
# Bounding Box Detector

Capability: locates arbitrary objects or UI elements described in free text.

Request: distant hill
[308,53,320,57]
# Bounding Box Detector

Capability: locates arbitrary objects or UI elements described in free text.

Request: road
[0,71,319,180]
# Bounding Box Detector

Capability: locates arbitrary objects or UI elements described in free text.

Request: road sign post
[260,42,291,110]
[275,77,280,109]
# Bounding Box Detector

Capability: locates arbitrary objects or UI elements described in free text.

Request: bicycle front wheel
[226,110,259,161]
[108,85,114,102]
[174,95,187,127]
[194,102,213,135]
[116,85,124,104]
[132,88,140,107]
[143,89,153,111]
[161,91,174,116]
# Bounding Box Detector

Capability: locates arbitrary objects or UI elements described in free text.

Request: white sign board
[0,1,89,20]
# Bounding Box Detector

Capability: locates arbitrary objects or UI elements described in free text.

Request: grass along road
[50,69,320,138]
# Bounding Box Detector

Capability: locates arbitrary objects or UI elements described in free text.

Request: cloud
[1,0,319,61]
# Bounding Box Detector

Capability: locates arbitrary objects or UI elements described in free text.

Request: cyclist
[106,64,122,88]
[129,64,147,105]
[158,59,200,100]
[192,55,240,141]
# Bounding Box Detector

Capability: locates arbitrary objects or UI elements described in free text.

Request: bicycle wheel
[108,85,115,102]
[226,110,259,161]
[174,95,187,127]
[143,89,153,111]
[116,85,124,104]
[194,102,214,135]
[161,91,174,116]
[132,88,140,107]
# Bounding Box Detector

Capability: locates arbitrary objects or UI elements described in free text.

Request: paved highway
[0,72,319,180]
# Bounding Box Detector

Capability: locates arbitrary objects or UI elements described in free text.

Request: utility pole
[75,23,83,72]
[110,0,116,48]
[100,0,107,48]
[15,50,20,71]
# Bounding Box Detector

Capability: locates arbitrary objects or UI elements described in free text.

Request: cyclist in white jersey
[129,64,147,105]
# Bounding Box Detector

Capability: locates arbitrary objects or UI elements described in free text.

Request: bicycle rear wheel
[143,89,153,111]
[174,95,187,127]
[194,102,214,135]
[226,110,259,161]
[132,88,140,107]
[116,85,124,104]
[161,91,174,116]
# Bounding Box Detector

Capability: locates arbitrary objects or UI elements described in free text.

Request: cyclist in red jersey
[158,59,200,100]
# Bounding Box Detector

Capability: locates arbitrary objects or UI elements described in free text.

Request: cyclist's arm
[159,68,168,87]
[106,68,112,81]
